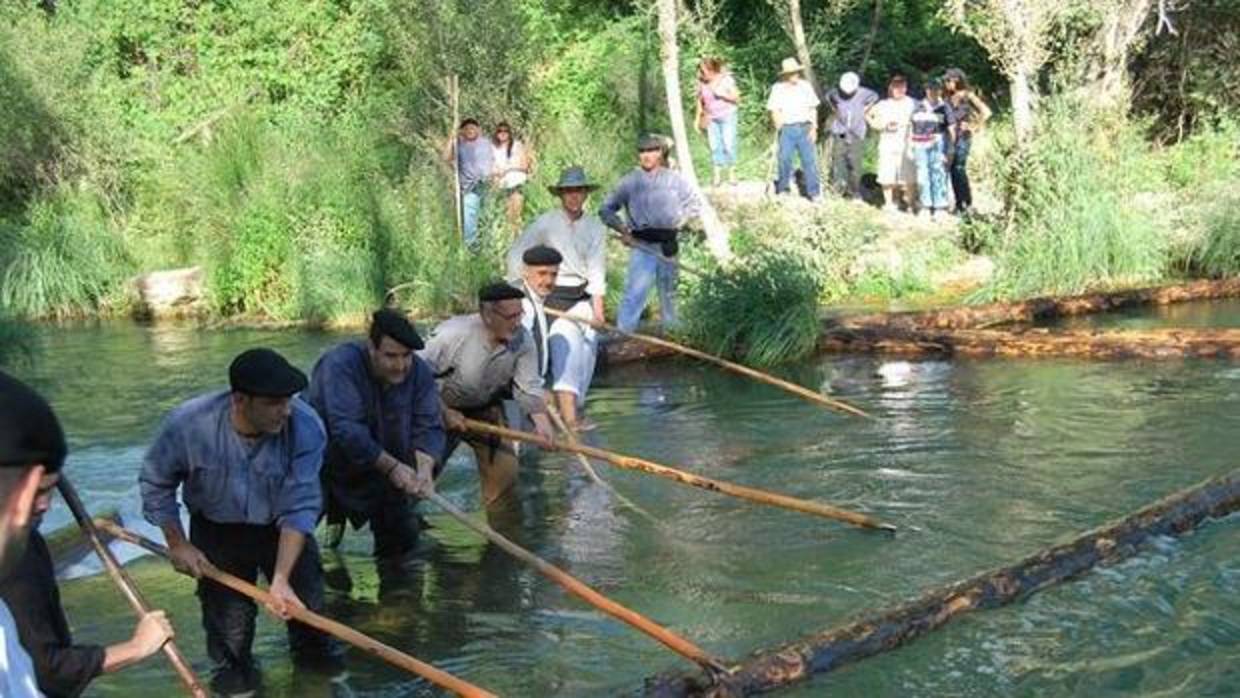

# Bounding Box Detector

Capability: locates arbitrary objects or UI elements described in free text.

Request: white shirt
[1,599,42,698]
[766,78,820,126]
[870,96,917,146]
[506,209,608,298]
[492,140,528,190]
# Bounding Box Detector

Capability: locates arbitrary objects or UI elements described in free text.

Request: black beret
[478,281,526,303]
[228,348,308,397]
[371,308,424,350]
[522,245,563,267]
[0,371,67,472]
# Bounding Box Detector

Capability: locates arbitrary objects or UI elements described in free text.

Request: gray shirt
[419,314,546,415]
[599,167,701,232]
[506,209,608,298]
[457,136,494,192]
[826,86,879,139]
[139,391,325,535]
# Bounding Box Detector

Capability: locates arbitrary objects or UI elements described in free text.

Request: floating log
[644,468,1240,697]
[834,278,1240,332]
[820,326,1240,359]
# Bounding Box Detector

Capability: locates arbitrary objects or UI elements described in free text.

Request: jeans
[707,112,738,167]
[617,246,678,332]
[775,123,821,198]
[914,140,950,211]
[949,136,973,211]
[191,516,342,689]
[829,134,864,198]
[462,185,486,248]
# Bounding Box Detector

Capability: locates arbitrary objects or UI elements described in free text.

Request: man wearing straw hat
[767,57,822,200]
[139,349,343,697]
[507,166,607,430]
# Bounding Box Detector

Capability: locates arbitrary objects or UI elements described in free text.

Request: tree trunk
[834,278,1240,331]
[787,0,817,87]
[645,468,1240,697]
[820,326,1240,360]
[1010,65,1035,140]
[1083,0,1154,112]
[857,0,883,73]
[655,0,731,262]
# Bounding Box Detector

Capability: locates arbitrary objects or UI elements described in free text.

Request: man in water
[443,117,495,248]
[419,282,556,515]
[306,308,445,563]
[601,135,702,333]
[1,373,163,698]
[1,388,173,698]
[507,167,607,430]
[140,349,343,697]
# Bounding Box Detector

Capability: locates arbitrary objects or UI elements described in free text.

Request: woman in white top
[491,122,533,231]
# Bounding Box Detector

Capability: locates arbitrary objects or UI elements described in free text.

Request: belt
[631,228,680,258]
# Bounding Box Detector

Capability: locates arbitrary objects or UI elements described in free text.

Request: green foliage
[681,248,823,367]
[1186,189,1240,278]
[973,99,1174,300]
[0,188,130,319]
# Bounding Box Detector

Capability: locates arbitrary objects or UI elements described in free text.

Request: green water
[7,318,1238,697]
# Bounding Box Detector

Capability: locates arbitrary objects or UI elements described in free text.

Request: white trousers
[548,299,598,403]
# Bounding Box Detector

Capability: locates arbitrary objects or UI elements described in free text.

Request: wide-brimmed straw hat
[779,57,804,76]
[547,166,599,194]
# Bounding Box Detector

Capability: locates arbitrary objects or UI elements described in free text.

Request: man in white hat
[506,167,606,430]
[766,57,822,199]
[824,71,879,200]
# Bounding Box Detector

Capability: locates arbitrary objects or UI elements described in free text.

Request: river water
[6,309,1238,697]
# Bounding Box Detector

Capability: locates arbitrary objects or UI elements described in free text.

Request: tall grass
[0,188,130,318]
[681,248,823,366]
[973,100,1176,300]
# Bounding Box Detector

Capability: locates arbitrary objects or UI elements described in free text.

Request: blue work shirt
[457,136,494,193]
[599,167,701,232]
[825,86,879,140]
[139,391,325,535]
[304,341,445,523]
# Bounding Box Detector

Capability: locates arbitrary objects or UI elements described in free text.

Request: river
[6,308,1238,697]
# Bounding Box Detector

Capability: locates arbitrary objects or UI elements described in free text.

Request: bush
[681,247,823,367]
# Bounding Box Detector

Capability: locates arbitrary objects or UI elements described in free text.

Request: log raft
[834,278,1240,332]
[820,327,1240,359]
[644,468,1240,697]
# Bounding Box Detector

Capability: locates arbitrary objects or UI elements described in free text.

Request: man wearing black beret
[1,370,174,698]
[513,245,562,380]
[419,282,556,517]
[305,308,445,563]
[139,349,343,696]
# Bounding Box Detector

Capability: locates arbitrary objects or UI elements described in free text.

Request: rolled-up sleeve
[409,359,447,461]
[599,177,631,230]
[139,416,187,528]
[309,353,383,467]
[276,408,325,535]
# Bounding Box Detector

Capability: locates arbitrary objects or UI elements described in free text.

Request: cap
[371,308,424,350]
[839,71,860,93]
[522,245,563,267]
[637,133,665,151]
[228,348,308,397]
[478,281,526,303]
[0,371,67,472]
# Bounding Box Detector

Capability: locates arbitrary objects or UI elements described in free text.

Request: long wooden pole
[610,231,708,279]
[423,491,729,676]
[96,521,497,698]
[55,479,208,698]
[545,403,662,526]
[463,419,894,532]
[543,308,872,419]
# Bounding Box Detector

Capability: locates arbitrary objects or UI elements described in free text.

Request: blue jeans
[775,123,820,198]
[617,246,678,332]
[914,140,949,211]
[462,186,485,248]
[707,112,738,167]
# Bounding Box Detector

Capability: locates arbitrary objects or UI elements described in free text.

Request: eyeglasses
[487,306,524,322]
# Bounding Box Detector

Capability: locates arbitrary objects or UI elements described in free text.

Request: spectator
[695,57,741,188]
[766,57,821,200]
[443,118,493,249]
[943,68,993,216]
[491,121,533,231]
[909,78,955,219]
[867,75,918,212]
[824,71,879,200]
